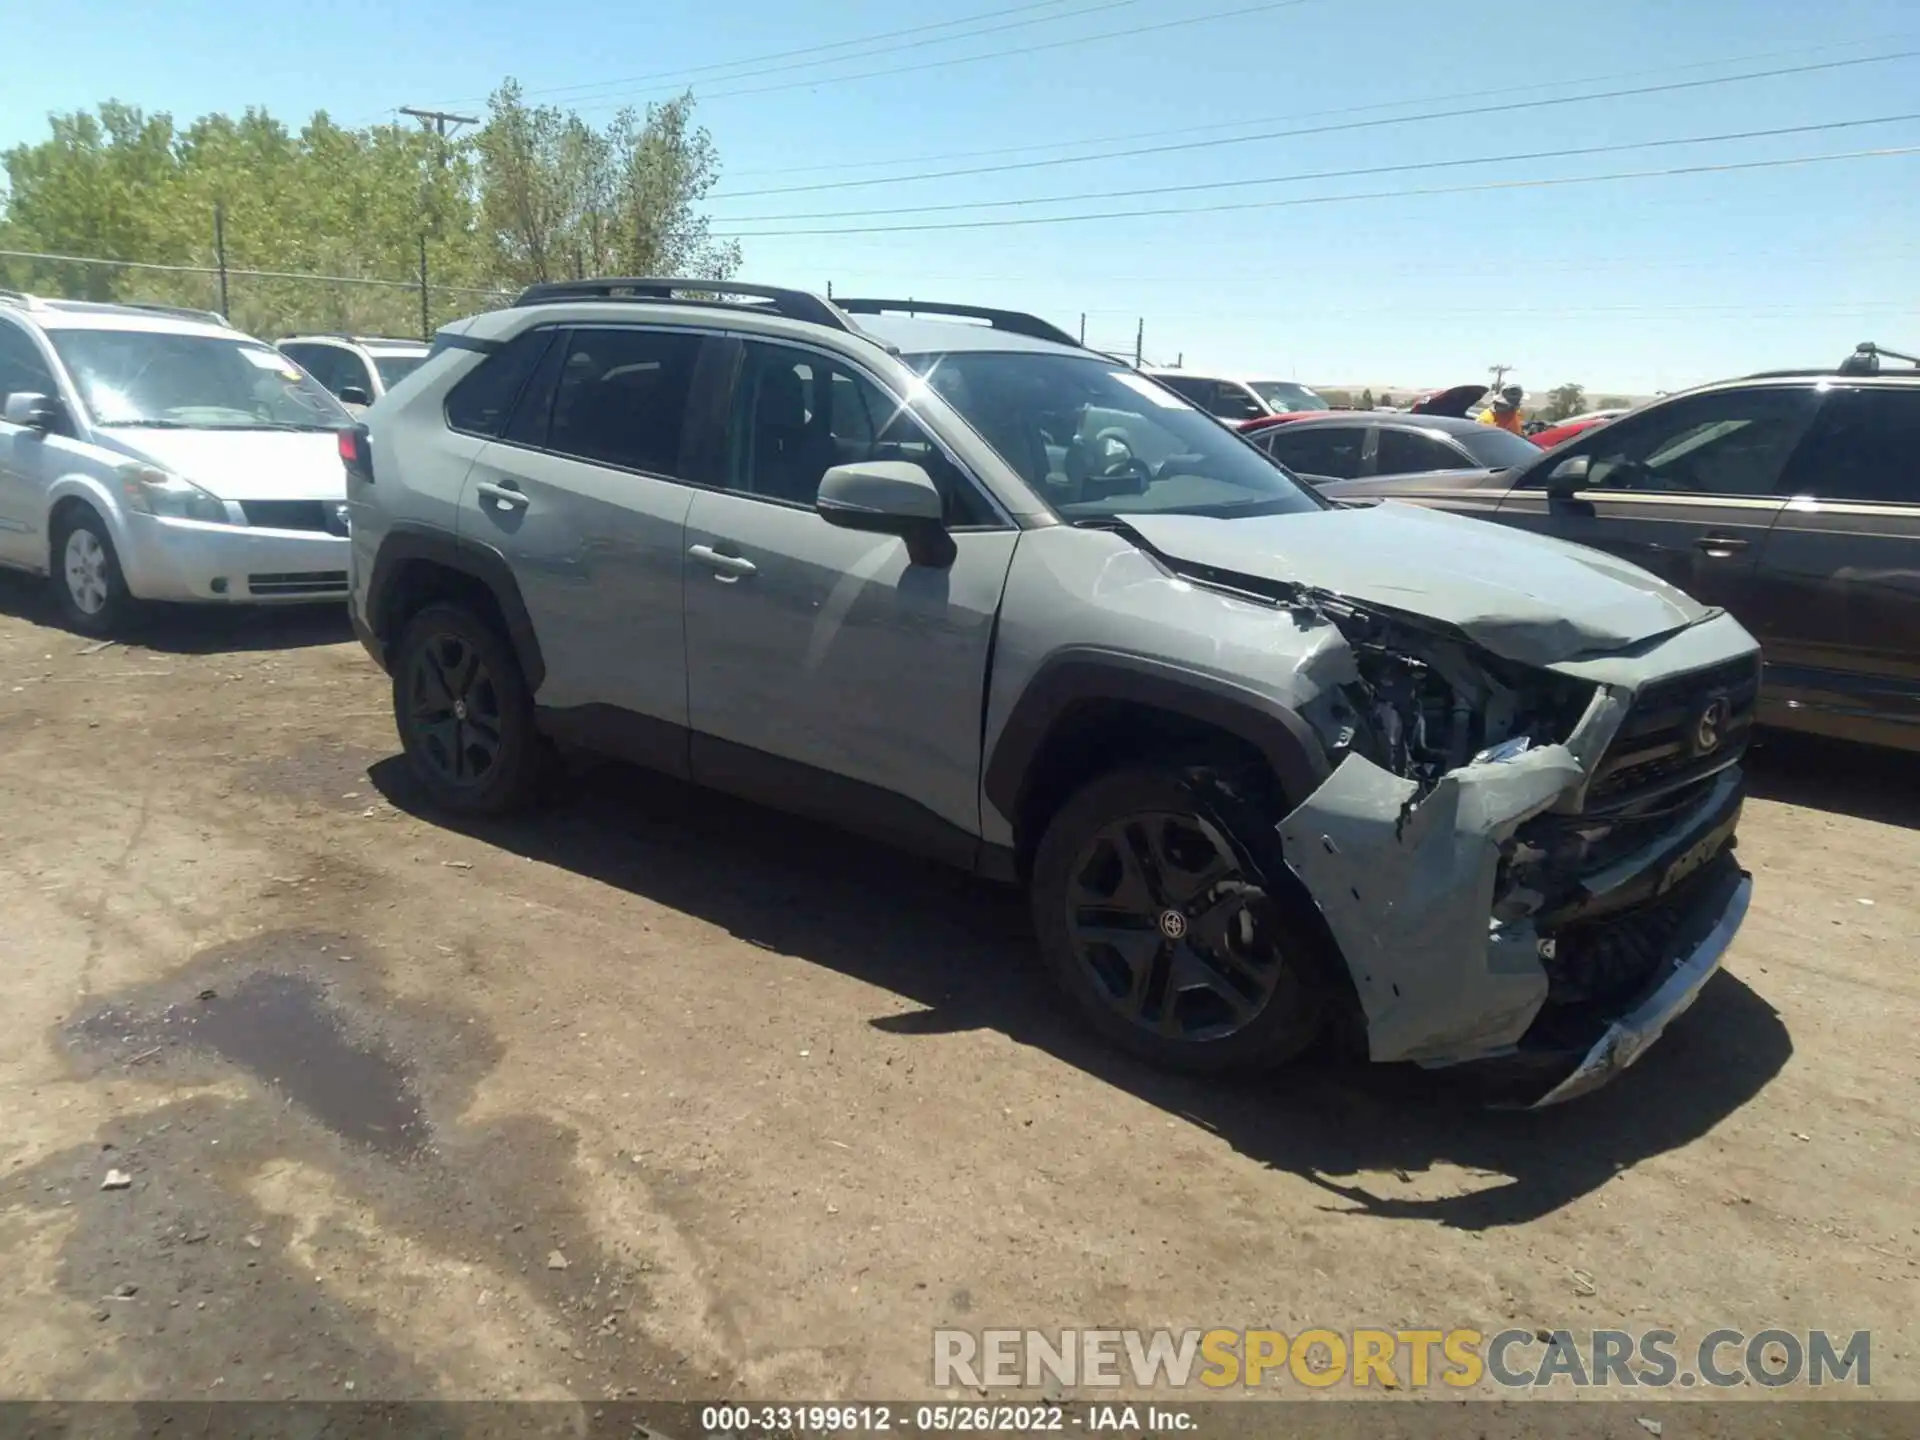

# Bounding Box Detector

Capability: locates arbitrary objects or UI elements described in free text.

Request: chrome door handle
[476,481,529,511]
[688,543,757,577]
[1694,534,1747,555]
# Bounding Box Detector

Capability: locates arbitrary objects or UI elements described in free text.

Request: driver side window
[1573,387,1818,497]
[0,323,58,405]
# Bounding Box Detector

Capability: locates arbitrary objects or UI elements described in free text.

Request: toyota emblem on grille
[1691,695,1731,756]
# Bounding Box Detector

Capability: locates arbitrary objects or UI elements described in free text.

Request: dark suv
[1320,345,1920,751]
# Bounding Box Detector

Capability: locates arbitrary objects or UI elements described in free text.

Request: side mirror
[816,460,954,567]
[337,386,372,408]
[1544,453,1590,496]
[3,392,59,431]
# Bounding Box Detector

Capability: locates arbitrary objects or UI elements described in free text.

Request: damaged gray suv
[345,281,1759,1106]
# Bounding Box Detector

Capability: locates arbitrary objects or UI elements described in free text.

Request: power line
[710,144,1920,237]
[571,0,1316,112]
[711,48,1920,198]
[0,248,508,297]
[426,0,1105,107]
[714,113,1920,223]
[722,31,1919,179]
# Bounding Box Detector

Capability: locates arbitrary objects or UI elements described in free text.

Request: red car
[1529,410,1628,449]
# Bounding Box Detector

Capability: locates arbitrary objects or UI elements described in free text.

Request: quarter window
[445,328,556,438]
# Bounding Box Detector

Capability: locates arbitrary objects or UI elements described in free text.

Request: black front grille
[247,571,349,596]
[1587,654,1760,808]
[241,501,350,537]
[241,501,326,531]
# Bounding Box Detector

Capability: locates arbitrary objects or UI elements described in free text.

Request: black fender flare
[364,524,547,691]
[983,648,1333,829]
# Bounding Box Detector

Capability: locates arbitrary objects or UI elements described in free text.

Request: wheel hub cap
[1157,909,1188,940]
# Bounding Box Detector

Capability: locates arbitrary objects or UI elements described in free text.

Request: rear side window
[1780,387,1920,505]
[1155,374,1215,406]
[546,327,702,477]
[1377,428,1467,475]
[445,329,555,437]
[1264,426,1366,479]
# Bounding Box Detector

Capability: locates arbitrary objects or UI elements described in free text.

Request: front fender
[44,472,139,583]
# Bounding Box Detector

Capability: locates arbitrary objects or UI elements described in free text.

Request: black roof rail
[511,277,851,331]
[833,298,1081,349]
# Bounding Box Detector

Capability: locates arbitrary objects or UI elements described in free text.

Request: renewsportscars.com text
[933,1327,1871,1390]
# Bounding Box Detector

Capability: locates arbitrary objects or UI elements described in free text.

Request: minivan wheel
[51,506,132,635]
[392,601,540,815]
[1031,765,1327,1073]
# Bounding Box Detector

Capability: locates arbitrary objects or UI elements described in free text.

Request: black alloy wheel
[393,602,539,815]
[1033,766,1327,1072]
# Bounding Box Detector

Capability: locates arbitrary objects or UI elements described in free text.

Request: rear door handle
[1695,534,1748,555]
[476,480,529,511]
[688,543,757,578]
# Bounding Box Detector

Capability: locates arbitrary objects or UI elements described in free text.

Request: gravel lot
[0,578,1914,1419]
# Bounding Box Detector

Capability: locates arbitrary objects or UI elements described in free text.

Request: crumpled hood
[98,428,347,502]
[1123,500,1711,666]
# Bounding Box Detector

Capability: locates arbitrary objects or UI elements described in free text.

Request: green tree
[1595,395,1631,411]
[1545,382,1587,422]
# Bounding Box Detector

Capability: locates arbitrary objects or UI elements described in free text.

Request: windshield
[907,351,1325,522]
[1454,424,1547,469]
[373,353,427,389]
[49,329,353,430]
[1249,380,1328,413]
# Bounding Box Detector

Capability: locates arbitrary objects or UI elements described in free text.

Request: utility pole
[212,203,229,318]
[1488,362,1513,392]
[1134,317,1144,368]
[400,108,478,338]
[1078,312,1086,344]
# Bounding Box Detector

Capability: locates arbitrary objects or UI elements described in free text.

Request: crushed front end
[1274,603,1760,1106]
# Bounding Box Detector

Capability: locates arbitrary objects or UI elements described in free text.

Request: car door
[1493,385,1820,620]
[0,320,70,569]
[681,337,1019,860]
[1746,384,1920,742]
[1258,424,1369,482]
[458,323,722,770]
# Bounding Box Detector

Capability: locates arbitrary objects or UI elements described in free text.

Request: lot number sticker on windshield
[1109,371,1189,409]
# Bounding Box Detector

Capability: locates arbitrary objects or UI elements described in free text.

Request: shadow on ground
[0,570,351,654]
[371,754,1793,1233]
[1746,727,1920,829]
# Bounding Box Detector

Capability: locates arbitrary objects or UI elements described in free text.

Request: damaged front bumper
[1274,622,1761,1107]
[1530,857,1750,1105]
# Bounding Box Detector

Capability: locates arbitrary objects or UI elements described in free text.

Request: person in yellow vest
[1478,384,1525,433]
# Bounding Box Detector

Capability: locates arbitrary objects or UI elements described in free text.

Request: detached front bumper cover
[1532,864,1752,1107]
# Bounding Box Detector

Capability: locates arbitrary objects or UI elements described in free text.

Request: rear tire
[51,506,133,636]
[392,601,541,815]
[1030,764,1328,1074]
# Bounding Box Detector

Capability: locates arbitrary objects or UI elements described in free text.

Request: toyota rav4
[344,280,1760,1106]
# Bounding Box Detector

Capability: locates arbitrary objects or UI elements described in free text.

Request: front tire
[51,506,133,635]
[392,601,540,815]
[1030,764,1328,1074]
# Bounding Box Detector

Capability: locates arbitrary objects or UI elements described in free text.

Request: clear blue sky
[6,0,1918,394]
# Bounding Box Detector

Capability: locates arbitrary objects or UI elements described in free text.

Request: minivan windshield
[49,329,353,430]
[905,351,1325,522]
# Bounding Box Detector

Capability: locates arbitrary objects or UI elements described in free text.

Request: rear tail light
[338,424,374,483]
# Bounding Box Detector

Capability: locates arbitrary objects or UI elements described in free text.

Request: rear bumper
[117,513,350,604]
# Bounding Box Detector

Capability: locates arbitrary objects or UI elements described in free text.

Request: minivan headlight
[118,465,231,524]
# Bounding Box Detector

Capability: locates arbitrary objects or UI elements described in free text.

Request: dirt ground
[0,575,1915,1419]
